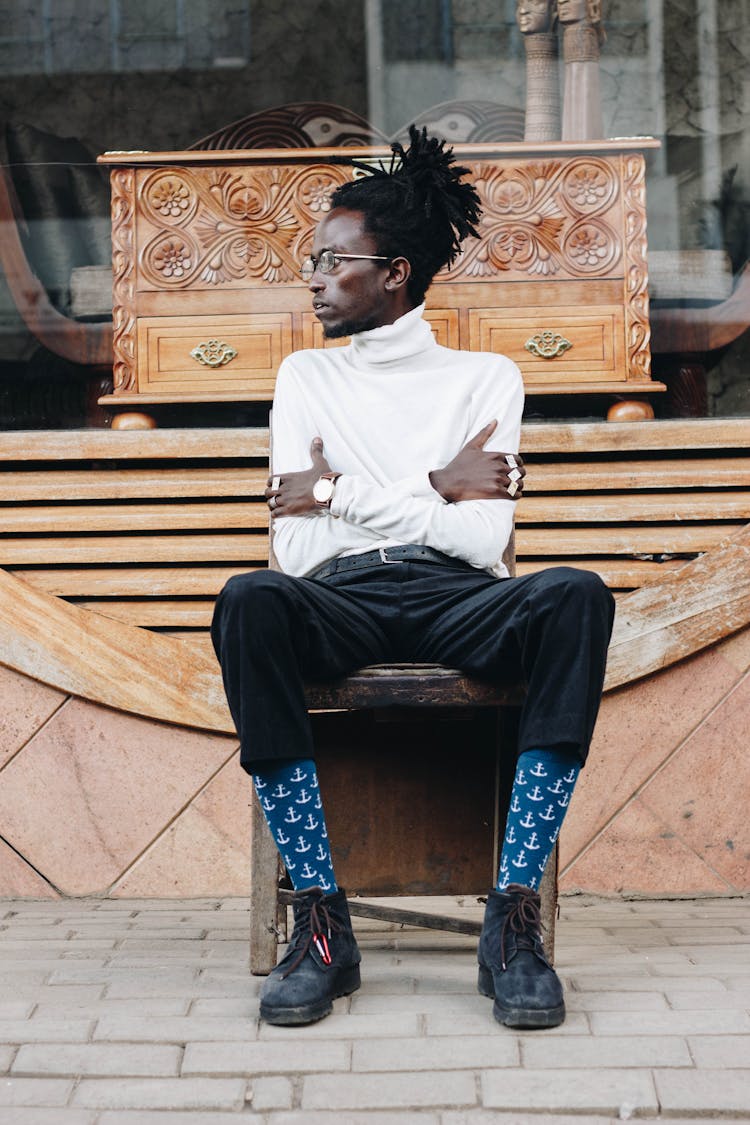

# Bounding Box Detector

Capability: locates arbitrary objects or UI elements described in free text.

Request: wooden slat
[0,467,267,502]
[1,527,748,734]
[13,566,255,596]
[516,492,750,524]
[515,558,686,587]
[521,418,750,454]
[0,429,269,462]
[516,525,739,556]
[1,418,748,464]
[0,568,234,731]
[73,600,214,627]
[12,460,745,503]
[604,525,750,690]
[0,534,268,565]
[1,502,268,533]
[525,458,750,492]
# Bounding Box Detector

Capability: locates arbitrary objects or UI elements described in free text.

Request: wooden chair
[249,665,562,975]
[249,425,555,975]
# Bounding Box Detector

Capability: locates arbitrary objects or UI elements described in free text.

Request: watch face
[313,477,335,503]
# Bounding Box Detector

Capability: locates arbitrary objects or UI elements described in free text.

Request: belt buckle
[379,547,402,565]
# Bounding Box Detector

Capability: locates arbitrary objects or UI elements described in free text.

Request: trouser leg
[211,569,391,772]
[412,566,615,763]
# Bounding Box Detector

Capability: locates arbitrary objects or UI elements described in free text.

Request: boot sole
[477,964,565,1029]
[260,964,361,1026]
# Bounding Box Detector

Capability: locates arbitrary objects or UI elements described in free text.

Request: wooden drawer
[470,305,626,385]
[137,313,293,398]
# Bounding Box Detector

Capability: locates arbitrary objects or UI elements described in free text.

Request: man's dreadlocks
[329,125,482,305]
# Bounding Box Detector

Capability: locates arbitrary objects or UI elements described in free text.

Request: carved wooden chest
[98,140,661,408]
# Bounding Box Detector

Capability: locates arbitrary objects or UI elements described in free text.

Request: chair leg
[539,840,558,965]
[249,789,283,975]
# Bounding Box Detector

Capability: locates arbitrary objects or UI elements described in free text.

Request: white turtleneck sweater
[270,303,524,579]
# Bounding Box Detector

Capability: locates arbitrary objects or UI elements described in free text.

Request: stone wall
[1,624,748,900]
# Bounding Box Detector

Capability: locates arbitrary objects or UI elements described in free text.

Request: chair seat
[304,664,526,710]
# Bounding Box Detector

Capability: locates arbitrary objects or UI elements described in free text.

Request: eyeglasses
[300,250,391,281]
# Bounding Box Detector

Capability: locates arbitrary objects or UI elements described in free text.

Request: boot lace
[500,884,544,970]
[281,891,345,978]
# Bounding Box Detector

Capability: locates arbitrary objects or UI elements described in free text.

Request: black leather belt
[307,545,477,582]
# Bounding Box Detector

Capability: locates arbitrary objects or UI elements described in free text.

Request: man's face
[308,208,393,339]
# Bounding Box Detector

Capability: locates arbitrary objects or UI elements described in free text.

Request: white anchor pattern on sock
[497,748,580,892]
[252,759,338,892]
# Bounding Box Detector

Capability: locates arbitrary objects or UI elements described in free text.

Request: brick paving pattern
[0,894,748,1123]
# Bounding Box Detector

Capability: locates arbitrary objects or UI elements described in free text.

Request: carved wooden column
[524,33,561,141]
[559,1,605,141]
[516,2,561,142]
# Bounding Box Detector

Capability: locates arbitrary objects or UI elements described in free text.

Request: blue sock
[497,748,581,892]
[252,758,338,893]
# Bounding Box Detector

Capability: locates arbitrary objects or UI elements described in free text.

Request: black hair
[329,125,482,305]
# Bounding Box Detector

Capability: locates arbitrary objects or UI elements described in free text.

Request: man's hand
[429,420,526,503]
[266,437,332,517]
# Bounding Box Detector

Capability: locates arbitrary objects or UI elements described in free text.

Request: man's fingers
[465,420,498,448]
[310,436,325,460]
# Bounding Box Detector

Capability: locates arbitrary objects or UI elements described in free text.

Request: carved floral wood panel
[108,148,653,397]
[136,164,352,291]
[446,157,621,281]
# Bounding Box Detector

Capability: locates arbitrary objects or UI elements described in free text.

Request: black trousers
[211,559,615,774]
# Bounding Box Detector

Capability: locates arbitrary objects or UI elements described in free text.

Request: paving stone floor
[0,893,749,1123]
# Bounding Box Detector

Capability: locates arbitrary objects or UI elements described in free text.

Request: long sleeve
[268,321,524,578]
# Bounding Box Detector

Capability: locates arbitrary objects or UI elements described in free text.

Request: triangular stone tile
[110,750,249,897]
[561,796,732,896]
[715,622,750,675]
[561,646,741,868]
[0,664,66,769]
[0,698,237,895]
[639,671,750,891]
[0,837,59,897]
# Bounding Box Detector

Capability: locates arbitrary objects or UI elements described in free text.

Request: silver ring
[508,467,522,483]
[507,480,519,497]
[271,475,281,491]
[268,495,277,510]
[506,454,518,469]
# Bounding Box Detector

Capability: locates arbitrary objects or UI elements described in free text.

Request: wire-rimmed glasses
[300,250,391,281]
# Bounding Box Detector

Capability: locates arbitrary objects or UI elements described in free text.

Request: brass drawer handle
[525,331,573,359]
[190,339,238,368]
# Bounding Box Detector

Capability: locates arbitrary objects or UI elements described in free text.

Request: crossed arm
[265,420,526,517]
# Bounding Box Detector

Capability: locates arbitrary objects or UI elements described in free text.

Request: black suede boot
[259,886,361,1025]
[477,884,565,1029]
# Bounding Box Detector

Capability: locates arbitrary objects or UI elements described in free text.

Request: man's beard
[323,312,383,339]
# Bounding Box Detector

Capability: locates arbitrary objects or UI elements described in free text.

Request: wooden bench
[1,419,747,634]
[2,418,748,970]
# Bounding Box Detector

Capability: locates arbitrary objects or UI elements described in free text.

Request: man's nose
[308,271,325,293]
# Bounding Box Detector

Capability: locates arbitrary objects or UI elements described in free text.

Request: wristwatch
[312,471,341,508]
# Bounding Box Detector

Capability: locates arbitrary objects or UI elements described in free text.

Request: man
[212,128,614,1030]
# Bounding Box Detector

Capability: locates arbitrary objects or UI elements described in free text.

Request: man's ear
[385,256,411,292]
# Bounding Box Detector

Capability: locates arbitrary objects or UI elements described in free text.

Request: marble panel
[559,646,741,869]
[0,665,66,770]
[560,796,732,897]
[0,837,59,898]
[0,698,237,896]
[110,750,250,898]
[715,624,750,675]
[638,672,750,890]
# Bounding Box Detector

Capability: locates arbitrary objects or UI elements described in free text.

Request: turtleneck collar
[348,303,436,369]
